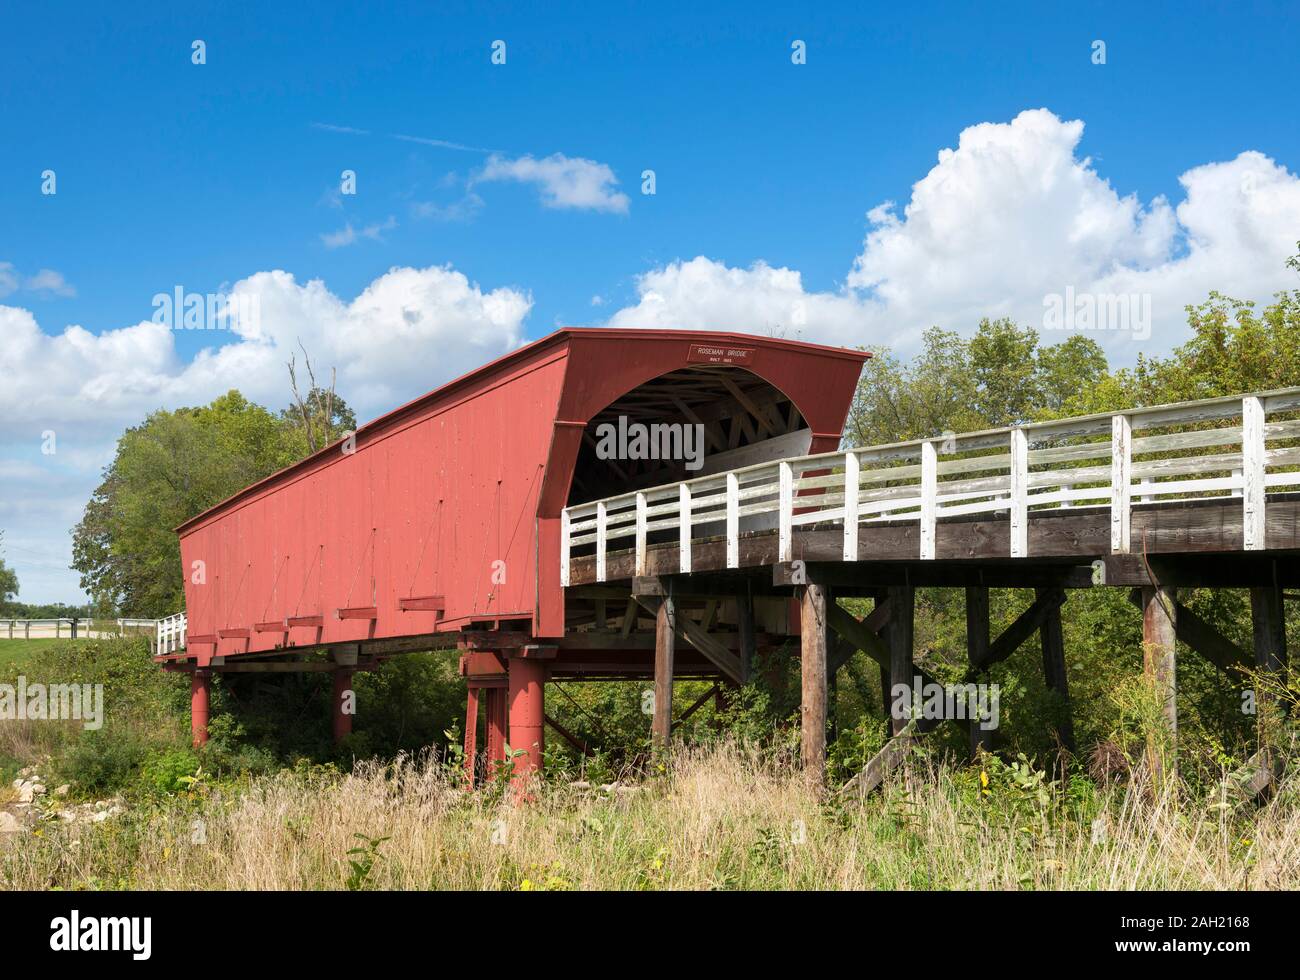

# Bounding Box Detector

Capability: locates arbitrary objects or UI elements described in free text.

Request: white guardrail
[562,389,1300,583]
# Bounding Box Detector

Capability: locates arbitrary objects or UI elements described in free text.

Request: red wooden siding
[175,328,868,662]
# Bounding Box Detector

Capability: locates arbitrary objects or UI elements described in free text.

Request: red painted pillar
[191,669,211,748]
[463,686,480,787]
[332,668,355,744]
[485,687,507,776]
[508,657,546,779]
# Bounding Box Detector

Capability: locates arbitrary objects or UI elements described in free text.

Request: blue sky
[3,0,1300,602]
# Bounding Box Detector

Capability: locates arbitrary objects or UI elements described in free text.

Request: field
[1,635,1297,891]
[2,744,1298,890]
[0,639,62,672]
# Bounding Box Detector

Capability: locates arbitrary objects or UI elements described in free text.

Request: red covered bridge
[159,328,868,779]
[159,326,1297,794]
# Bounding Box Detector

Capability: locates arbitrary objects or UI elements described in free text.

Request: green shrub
[57,728,148,797]
[140,747,200,794]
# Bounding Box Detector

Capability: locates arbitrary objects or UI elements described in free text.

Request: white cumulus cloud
[0,265,532,602]
[605,109,1300,356]
[476,153,630,214]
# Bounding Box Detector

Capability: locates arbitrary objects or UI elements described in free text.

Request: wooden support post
[1250,583,1288,750]
[1036,588,1075,755]
[886,585,915,736]
[1141,586,1177,784]
[737,588,756,684]
[1126,589,1250,674]
[965,586,992,757]
[799,581,829,791]
[653,595,675,748]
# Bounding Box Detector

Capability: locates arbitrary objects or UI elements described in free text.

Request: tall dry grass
[2,742,1297,890]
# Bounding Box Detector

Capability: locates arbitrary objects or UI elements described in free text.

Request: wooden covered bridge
[156,327,1296,790]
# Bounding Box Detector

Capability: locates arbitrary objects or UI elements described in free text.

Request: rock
[10,778,22,790]
[90,810,110,823]
[31,784,46,796]
[0,811,23,833]
[17,783,35,804]
[57,809,77,823]
[54,785,69,797]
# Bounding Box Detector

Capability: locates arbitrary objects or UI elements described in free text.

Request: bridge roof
[176,327,870,535]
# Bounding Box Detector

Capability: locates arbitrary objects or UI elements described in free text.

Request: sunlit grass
[2,742,1295,891]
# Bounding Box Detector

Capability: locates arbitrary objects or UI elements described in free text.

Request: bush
[140,747,200,794]
[57,728,148,797]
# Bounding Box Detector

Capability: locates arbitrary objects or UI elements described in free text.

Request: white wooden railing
[561,388,1300,583]
[155,612,187,654]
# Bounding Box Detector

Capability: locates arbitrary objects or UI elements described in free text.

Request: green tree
[847,318,1109,444]
[71,391,302,616]
[0,531,19,607]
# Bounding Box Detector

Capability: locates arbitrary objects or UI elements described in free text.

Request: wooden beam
[398,595,445,612]
[213,661,356,673]
[824,601,965,737]
[1125,589,1249,674]
[967,588,1067,679]
[1037,587,1076,754]
[737,589,756,684]
[1141,586,1177,785]
[842,719,918,797]
[571,500,1300,587]
[720,376,774,438]
[634,596,743,682]
[1250,583,1287,762]
[965,586,992,756]
[1251,584,1288,676]
[653,596,675,748]
[672,683,718,731]
[800,582,830,791]
[544,713,591,756]
[619,600,638,638]
[886,586,914,736]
